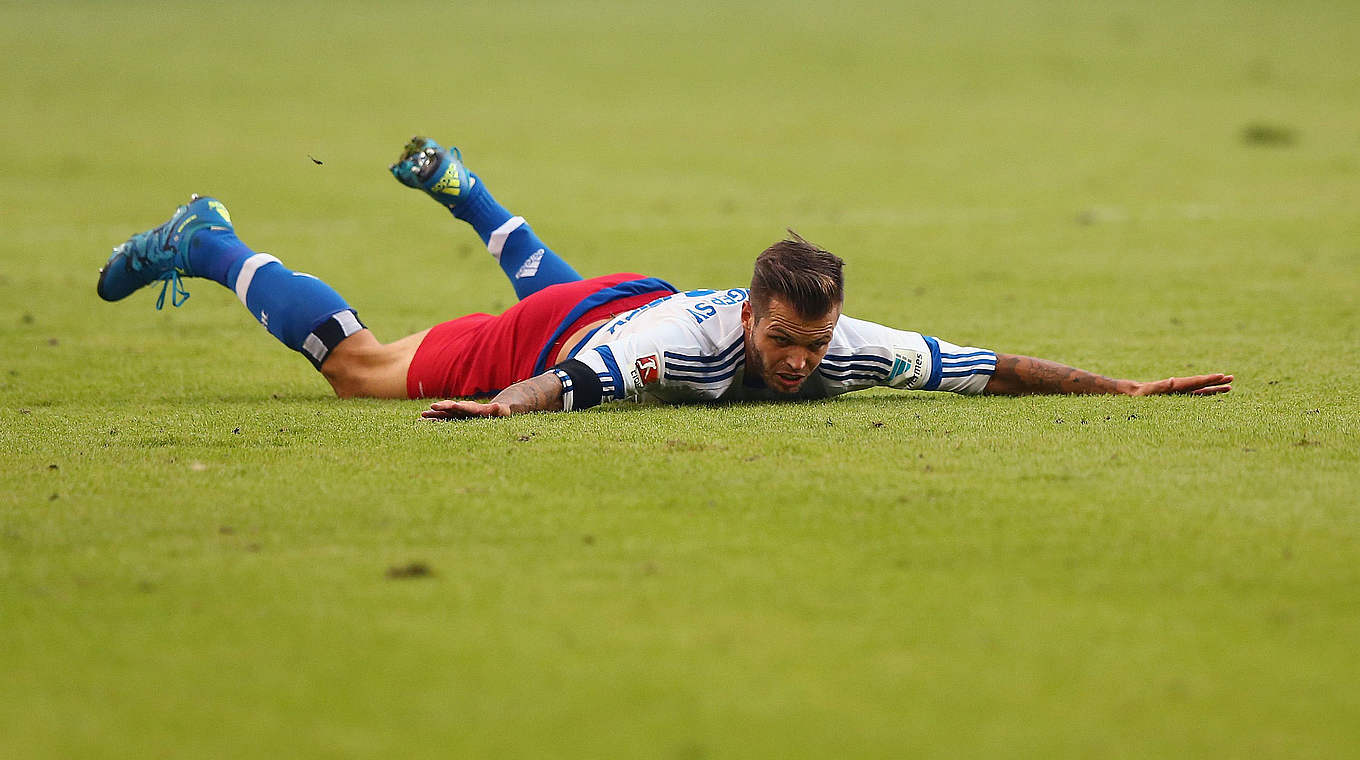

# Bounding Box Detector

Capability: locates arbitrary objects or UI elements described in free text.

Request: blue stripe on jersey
[819,371,885,383]
[939,366,996,376]
[939,350,996,379]
[923,336,943,391]
[940,361,996,370]
[664,338,743,365]
[531,276,679,374]
[593,345,626,399]
[940,350,993,361]
[821,361,886,372]
[819,353,891,383]
[820,360,889,372]
[819,361,890,375]
[666,357,743,379]
[664,354,742,373]
[669,364,743,383]
[822,353,892,366]
[663,340,743,380]
[939,357,996,371]
[820,366,889,377]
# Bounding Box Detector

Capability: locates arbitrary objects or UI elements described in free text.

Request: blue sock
[187,227,253,286]
[453,173,582,300]
[188,232,363,368]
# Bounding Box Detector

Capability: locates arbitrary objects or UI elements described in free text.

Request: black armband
[550,359,604,412]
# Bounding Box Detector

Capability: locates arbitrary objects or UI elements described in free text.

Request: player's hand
[1129,373,1233,396]
[421,399,513,419]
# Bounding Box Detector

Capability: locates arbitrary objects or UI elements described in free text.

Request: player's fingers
[422,406,470,419]
[1182,374,1234,393]
[1190,384,1233,395]
[1172,373,1222,390]
[423,400,490,419]
[1158,374,1231,394]
[445,401,511,418]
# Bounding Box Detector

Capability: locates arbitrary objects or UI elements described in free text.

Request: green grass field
[3,1,1359,756]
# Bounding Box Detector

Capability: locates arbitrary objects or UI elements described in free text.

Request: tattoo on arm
[985,354,1136,396]
[489,373,565,414]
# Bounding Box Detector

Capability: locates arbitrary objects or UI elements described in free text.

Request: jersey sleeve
[920,334,997,394]
[829,315,996,395]
[570,318,726,402]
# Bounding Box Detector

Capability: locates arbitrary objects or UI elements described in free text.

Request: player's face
[741,296,840,394]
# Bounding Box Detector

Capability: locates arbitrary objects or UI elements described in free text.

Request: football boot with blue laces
[389,136,476,210]
[97,195,233,309]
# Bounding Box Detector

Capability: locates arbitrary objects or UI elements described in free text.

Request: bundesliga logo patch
[635,354,660,385]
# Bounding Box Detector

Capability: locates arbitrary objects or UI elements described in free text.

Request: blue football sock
[187,227,253,287]
[189,233,364,368]
[453,173,582,300]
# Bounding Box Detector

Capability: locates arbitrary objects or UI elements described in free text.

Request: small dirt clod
[1241,122,1297,147]
[387,562,433,579]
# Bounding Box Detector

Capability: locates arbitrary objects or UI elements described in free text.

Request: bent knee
[320,336,411,399]
[322,357,404,399]
[321,357,371,398]
[323,368,376,398]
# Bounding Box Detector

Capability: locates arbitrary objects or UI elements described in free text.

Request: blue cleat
[97,194,233,309]
[390,136,476,210]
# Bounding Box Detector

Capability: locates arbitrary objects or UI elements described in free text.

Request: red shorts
[406,273,676,399]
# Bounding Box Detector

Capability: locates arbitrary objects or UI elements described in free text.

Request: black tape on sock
[302,310,366,369]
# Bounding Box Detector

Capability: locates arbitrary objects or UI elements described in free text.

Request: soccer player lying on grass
[97,137,1233,417]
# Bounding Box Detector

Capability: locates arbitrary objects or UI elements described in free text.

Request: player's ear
[741,301,753,332]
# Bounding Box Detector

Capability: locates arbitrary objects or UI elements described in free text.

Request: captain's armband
[550,359,604,412]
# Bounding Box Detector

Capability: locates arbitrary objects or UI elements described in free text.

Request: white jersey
[566,287,996,406]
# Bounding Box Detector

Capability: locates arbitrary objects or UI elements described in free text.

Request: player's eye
[772,336,792,346]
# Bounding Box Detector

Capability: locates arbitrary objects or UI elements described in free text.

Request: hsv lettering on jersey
[568,288,997,405]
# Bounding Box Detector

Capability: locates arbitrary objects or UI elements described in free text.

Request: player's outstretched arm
[984,354,1233,396]
[422,372,564,419]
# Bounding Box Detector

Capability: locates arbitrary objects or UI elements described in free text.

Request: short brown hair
[749,231,845,319]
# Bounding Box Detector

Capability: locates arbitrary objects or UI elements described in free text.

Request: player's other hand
[1129,373,1234,396]
[422,399,513,419]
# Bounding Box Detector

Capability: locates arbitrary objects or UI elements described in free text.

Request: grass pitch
[2,1,1359,757]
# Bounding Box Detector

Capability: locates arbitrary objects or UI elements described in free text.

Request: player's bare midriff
[552,317,611,366]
